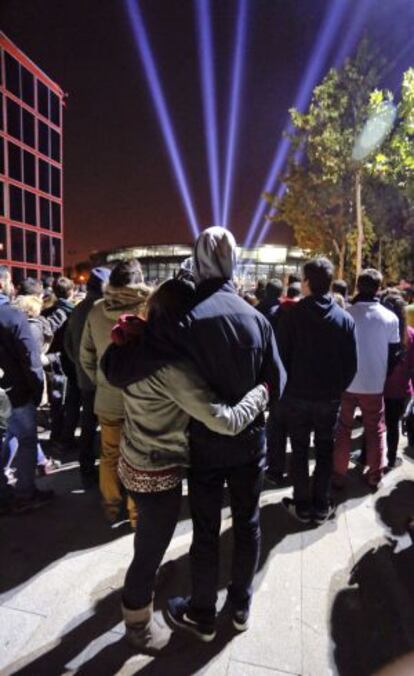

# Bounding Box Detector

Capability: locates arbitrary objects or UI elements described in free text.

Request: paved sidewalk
[1,442,414,676]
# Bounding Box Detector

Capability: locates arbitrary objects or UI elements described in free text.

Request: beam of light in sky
[125,0,199,238]
[221,0,249,228]
[244,0,349,249]
[333,0,374,68]
[195,0,221,225]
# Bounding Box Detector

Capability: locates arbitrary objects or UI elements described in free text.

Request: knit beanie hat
[193,226,237,283]
[87,267,111,294]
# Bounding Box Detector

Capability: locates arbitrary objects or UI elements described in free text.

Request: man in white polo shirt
[334,269,400,489]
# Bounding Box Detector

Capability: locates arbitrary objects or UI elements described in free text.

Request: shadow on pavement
[330,480,414,676]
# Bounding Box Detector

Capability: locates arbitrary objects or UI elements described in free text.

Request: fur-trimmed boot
[122,602,171,654]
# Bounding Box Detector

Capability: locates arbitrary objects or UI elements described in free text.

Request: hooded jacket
[277,294,357,401]
[80,283,150,417]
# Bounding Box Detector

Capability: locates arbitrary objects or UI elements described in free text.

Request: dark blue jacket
[183,280,285,468]
[277,294,357,401]
[0,294,44,407]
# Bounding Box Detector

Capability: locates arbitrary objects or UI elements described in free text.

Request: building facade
[0,33,64,283]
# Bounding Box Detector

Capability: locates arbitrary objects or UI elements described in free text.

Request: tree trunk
[355,169,363,282]
[338,240,346,280]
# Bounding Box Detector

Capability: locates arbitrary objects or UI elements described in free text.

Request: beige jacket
[120,360,269,472]
[80,284,150,418]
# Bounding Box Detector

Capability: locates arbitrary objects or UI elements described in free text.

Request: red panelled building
[0,32,64,282]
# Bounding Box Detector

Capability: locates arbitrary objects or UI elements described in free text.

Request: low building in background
[0,32,65,283]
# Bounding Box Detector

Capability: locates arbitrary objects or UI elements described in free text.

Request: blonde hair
[14,294,43,318]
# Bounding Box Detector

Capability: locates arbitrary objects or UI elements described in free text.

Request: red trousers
[334,392,386,477]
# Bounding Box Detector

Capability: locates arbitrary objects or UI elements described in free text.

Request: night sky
[2,0,413,265]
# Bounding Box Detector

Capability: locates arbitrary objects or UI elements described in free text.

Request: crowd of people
[1,225,414,653]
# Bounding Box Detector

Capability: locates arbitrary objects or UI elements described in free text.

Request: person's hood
[87,267,111,295]
[193,226,237,283]
[0,293,10,306]
[103,283,151,320]
[299,294,339,325]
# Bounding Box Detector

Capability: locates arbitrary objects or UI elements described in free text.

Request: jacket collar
[352,293,380,304]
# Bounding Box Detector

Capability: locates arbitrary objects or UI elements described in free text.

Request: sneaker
[167,597,216,642]
[386,457,403,472]
[265,470,286,487]
[13,488,55,514]
[281,497,312,524]
[366,472,383,492]
[313,502,337,525]
[37,457,62,477]
[232,608,249,632]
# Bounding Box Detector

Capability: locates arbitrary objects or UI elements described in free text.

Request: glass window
[7,98,21,140]
[51,166,61,197]
[39,159,50,193]
[51,202,61,232]
[50,129,60,162]
[26,268,39,279]
[37,80,49,118]
[8,142,22,182]
[12,267,25,284]
[0,223,7,259]
[21,66,34,107]
[23,110,35,148]
[38,120,49,156]
[23,151,36,188]
[40,234,51,265]
[11,226,24,261]
[25,230,37,263]
[24,190,36,226]
[5,53,20,98]
[50,92,60,126]
[10,185,23,222]
[0,183,4,216]
[0,137,4,175]
[40,197,50,229]
[51,237,61,267]
[0,93,3,130]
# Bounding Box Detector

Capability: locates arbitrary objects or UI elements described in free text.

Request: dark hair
[287,283,301,299]
[264,279,284,302]
[381,290,407,347]
[332,279,348,298]
[147,278,195,325]
[18,277,43,297]
[53,276,74,299]
[109,259,143,288]
[288,272,301,285]
[357,268,383,296]
[43,275,54,289]
[255,279,266,302]
[302,257,334,295]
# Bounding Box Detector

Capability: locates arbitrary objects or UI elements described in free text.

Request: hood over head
[193,226,237,283]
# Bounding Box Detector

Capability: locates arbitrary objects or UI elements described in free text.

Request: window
[51,202,61,232]
[40,197,50,229]
[11,226,24,262]
[51,237,61,267]
[23,110,35,148]
[23,151,36,188]
[5,53,20,98]
[41,234,51,265]
[12,267,25,284]
[0,183,4,216]
[10,185,23,222]
[7,98,21,140]
[0,223,7,258]
[50,92,60,126]
[26,268,39,279]
[24,190,36,226]
[25,230,37,263]
[51,166,61,197]
[37,80,49,118]
[8,143,22,182]
[0,138,4,175]
[39,159,50,193]
[21,66,34,107]
[51,129,60,162]
[38,120,49,156]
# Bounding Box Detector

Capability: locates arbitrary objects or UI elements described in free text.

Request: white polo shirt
[347,301,400,394]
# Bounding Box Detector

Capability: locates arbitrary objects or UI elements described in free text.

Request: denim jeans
[266,398,289,474]
[285,396,340,511]
[1,402,37,496]
[188,457,265,623]
[123,484,182,609]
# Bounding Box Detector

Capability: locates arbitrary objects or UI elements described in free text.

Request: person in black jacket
[277,257,357,525]
[167,226,286,641]
[0,266,54,514]
[256,278,284,322]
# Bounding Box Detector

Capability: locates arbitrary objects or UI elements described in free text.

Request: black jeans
[188,457,265,623]
[384,398,405,466]
[285,396,340,511]
[123,484,182,610]
[266,398,289,474]
[79,388,98,476]
[49,375,81,444]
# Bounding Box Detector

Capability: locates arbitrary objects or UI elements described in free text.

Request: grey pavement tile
[228,658,299,675]
[301,586,337,676]
[0,606,45,673]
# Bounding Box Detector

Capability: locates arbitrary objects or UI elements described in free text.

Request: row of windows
[0,181,61,231]
[2,140,61,196]
[2,51,61,126]
[0,223,62,267]
[1,96,61,162]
